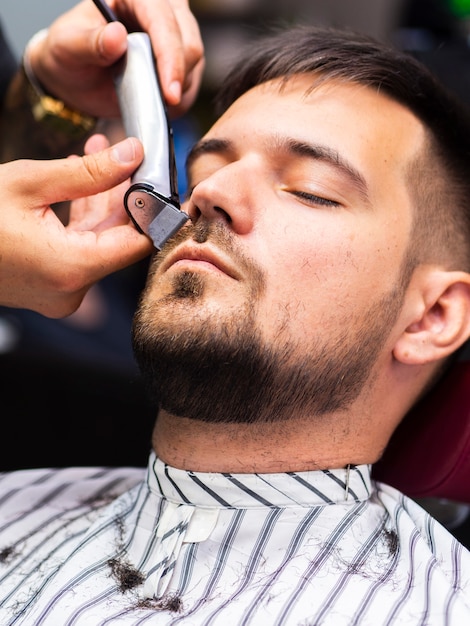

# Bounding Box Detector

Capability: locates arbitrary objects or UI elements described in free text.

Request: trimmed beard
[131,221,408,424]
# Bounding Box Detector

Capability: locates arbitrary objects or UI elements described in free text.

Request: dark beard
[131,222,406,424]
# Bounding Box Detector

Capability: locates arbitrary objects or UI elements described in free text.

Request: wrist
[23,29,97,140]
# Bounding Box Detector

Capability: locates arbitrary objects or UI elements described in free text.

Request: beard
[131,220,408,424]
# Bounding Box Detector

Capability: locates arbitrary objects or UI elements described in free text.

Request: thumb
[25,137,144,207]
[96,21,129,65]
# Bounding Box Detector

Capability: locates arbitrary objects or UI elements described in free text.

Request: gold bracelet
[22,29,97,140]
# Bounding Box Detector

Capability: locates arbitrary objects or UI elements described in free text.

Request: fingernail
[112,138,136,163]
[168,81,182,103]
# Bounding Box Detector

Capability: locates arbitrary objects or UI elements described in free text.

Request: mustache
[152,218,259,281]
[161,218,218,250]
[164,218,231,250]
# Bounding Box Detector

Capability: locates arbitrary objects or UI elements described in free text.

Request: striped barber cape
[0,452,469,625]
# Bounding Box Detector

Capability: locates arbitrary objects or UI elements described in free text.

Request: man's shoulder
[0,465,145,519]
[374,479,470,561]
[0,465,145,487]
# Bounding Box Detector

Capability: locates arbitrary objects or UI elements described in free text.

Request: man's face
[132,76,426,424]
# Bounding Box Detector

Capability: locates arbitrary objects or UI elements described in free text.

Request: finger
[155,8,204,107]
[84,133,111,155]
[15,138,143,208]
[95,21,129,65]
[113,0,204,108]
[79,223,154,276]
[43,1,128,67]
[30,17,128,116]
[169,56,205,118]
[68,172,130,229]
[49,21,128,69]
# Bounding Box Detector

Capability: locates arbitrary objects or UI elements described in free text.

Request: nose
[185,161,257,235]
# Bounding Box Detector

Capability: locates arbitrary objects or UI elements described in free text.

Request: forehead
[210,74,424,140]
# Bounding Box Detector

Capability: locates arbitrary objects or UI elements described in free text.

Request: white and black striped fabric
[0,452,469,625]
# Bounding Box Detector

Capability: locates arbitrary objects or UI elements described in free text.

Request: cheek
[260,226,399,332]
[257,238,350,336]
[254,204,410,337]
[266,222,357,292]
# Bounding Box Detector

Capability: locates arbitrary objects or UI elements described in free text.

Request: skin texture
[131,77,470,473]
[0,0,204,317]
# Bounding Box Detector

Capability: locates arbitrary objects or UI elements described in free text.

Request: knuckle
[81,153,107,182]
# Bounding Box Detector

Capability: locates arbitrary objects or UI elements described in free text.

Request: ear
[393,270,470,365]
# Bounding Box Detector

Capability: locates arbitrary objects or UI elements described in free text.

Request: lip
[161,243,241,280]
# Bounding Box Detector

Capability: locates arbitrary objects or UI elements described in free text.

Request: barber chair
[372,350,470,503]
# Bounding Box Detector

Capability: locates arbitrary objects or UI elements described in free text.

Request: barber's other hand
[0,137,153,318]
[27,0,204,118]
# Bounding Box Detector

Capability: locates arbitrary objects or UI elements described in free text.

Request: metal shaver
[114,32,189,250]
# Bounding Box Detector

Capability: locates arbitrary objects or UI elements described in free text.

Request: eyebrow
[186,136,370,204]
[186,138,232,170]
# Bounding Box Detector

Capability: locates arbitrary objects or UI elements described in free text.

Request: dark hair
[215,25,470,270]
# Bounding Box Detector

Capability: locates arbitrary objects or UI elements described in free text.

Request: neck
[151,409,389,473]
[150,357,432,474]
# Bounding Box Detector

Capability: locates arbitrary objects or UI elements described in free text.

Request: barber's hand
[27,0,204,118]
[0,136,153,318]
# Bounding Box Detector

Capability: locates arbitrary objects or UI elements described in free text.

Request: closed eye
[290,191,341,208]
